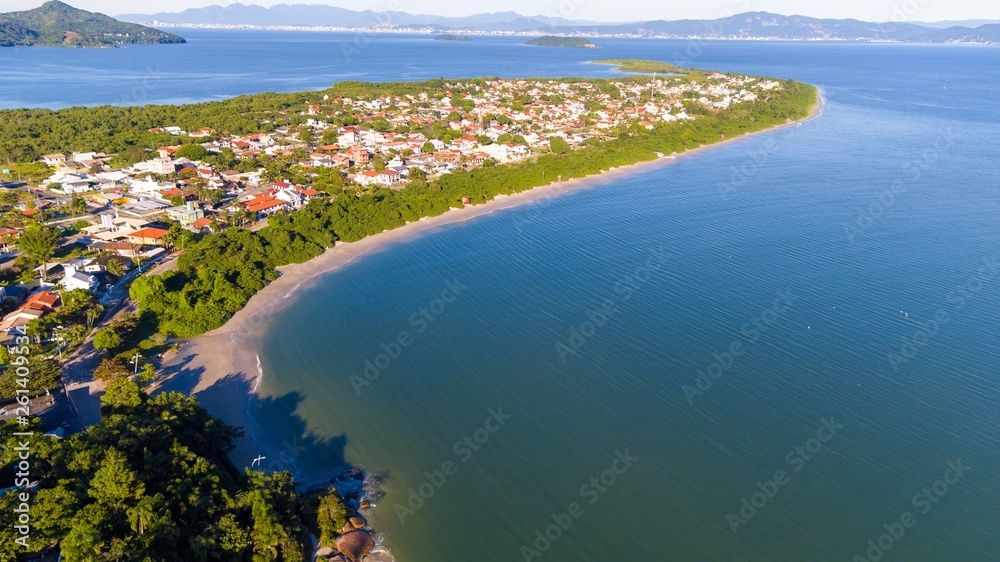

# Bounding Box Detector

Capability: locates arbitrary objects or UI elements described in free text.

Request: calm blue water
[9,31,999,561]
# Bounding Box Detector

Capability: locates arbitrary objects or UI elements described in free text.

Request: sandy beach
[157,90,826,469]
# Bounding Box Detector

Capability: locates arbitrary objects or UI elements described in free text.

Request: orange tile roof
[130,227,170,239]
[247,200,285,213]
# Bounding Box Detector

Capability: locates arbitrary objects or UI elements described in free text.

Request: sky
[7,0,1000,22]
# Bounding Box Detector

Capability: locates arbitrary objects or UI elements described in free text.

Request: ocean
[7,30,999,561]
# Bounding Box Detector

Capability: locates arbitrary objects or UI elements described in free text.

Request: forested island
[0,1,185,47]
[433,33,471,41]
[525,36,597,48]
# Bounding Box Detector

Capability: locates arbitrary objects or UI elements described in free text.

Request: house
[0,291,60,333]
[100,241,145,258]
[243,194,287,217]
[166,201,205,226]
[376,170,402,186]
[354,170,402,187]
[42,154,66,167]
[58,178,94,195]
[60,264,98,292]
[298,188,324,201]
[0,285,26,306]
[84,255,133,274]
[122,199,171,218]
[127,227,170,246]
[189,217,216,234]
[348,145,371,166]
[0,227,20,252]
[157,146,179,159]
[189,128,215,138]
[134,158,175,176]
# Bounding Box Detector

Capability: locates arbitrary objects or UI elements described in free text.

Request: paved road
[62,288,138,428]
[60,250,177,429]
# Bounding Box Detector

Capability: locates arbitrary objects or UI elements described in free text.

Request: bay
[6,30,999,561]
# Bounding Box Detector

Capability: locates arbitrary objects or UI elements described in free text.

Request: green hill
[525,36,596,48]
[0,0,185,47]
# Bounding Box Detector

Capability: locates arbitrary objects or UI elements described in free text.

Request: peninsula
[0,60,818,338]
[0,0,185,47]
[0,60,817,560]
[525,35,597,48]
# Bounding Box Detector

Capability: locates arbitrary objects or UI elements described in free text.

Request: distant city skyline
[5,0,1000,23]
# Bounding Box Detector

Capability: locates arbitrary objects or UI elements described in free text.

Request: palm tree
[127,495,161,535]
[85,305,103,328]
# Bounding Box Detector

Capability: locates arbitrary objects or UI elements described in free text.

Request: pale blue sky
[8,0,1000,22]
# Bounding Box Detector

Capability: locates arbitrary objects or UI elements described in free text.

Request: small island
[0,0,185,47]
[594,59,683,74]
[434,34,471,41]
[525,36,597,48]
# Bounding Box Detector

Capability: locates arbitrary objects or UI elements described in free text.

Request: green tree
[85,304,104,327]
[105,258,126,277]
[175,144,209,161]
[0,356,61,397]
[60,288,93,313]
[422,141,435,153]
[550,136,571,154]
[16,224,60,274]
[315,491,347,547]
[92,327,121,352]
[94,357,129,382]
[70,195,87,214]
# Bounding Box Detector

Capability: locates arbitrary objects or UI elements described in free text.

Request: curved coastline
[158,88,826,470]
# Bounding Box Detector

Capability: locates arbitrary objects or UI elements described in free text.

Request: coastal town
[0,68,787,415]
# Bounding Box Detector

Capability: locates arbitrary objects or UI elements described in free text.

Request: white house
[60,264,98,292]
[133,158,175,176]
[60,181,93,194]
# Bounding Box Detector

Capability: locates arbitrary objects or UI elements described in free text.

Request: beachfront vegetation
[0,379,348,561]
[128,78,816,336]
[0,356,61,397]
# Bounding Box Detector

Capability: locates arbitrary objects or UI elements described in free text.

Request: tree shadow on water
[156,348,357,490]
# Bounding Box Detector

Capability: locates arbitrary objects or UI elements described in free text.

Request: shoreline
[158,88,825,469]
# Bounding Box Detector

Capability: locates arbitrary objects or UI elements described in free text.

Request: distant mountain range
[0,0,184,47]
[536,12,1000,43]
[117,4,1000,44]
[117,3,606,31]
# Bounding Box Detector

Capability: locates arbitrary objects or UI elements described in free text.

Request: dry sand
[157,91,826,469]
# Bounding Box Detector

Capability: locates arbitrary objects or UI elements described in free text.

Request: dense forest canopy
[0,379,342,561]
